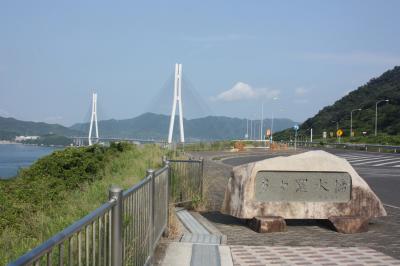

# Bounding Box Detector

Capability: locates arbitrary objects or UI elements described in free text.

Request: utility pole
[270,113,274,143]
[310,128,313,143]
[331,120,339,141]
[250,119,253,140]
[350,108,362,138]
[375,99,389,136]
[260,103,264,141]
[88,92,99,146]
[168,63,185,144]
[246,119,249,139]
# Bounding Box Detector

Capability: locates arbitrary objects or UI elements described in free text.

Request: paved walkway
[194,150,400,260]
[158,150,400,265]
[230,245,400,266]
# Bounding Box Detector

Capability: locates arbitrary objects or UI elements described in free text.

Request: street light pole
[331,120,339,141]
[260,103,264,142]
[246,119,249,139]
[350,108,362,138]
[250,119,252,140]
[375,99,389,136]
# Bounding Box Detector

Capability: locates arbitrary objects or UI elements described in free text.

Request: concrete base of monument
[328,216,369,234]
[248,216,286,233]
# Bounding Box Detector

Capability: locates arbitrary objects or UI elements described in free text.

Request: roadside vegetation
[0,142,167,264]
[182,141,234,151]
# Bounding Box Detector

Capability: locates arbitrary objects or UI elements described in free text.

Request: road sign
[266,129,271,137]
[336,129,343,137]
[323,131,327,139]
[293,124,299,131]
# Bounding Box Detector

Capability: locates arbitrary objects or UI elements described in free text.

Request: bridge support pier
[168,64,185,144]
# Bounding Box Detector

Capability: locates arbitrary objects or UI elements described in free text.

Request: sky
[0,0,399,126]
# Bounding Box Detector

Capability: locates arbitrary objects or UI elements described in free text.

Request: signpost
[265,129,271,146]
[293,124,299,150]
[266,129,271,138]
[336,129,343,143]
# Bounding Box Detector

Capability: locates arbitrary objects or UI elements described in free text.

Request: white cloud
[213,82,280,102]
[0,109,11,117]
[295,87,309,96]
[303,51,400,66]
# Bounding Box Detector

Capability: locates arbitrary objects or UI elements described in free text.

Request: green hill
[71,112,297,141]
[275,66,400,141]
[0,116,83,140]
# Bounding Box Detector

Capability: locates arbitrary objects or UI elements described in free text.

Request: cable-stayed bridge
[72,63,277,146]
[74,63,194,146]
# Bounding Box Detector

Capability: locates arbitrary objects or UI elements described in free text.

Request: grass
[0,143,169,264]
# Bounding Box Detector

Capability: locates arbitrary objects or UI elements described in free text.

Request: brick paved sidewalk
[230,245,400,266]
[192,151,400,260]
[203,208,400,260]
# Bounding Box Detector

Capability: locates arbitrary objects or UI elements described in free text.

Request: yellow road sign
[336,129,343,137]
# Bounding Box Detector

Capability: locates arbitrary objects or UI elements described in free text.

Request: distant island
[0,113,298,143]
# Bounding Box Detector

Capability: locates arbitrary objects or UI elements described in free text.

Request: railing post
[163,160,170,237]
[147,169,155,251]
[109,185,123,266]
[199,157,204,199]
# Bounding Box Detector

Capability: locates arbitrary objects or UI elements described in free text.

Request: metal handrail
[153,165,169,178]
[168,159,202,163]
[8,158,204,266]
[9,199,116,266]
[122,174,152,198]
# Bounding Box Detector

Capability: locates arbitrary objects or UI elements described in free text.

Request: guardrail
[9,157,204,266]
[288,141,400,153]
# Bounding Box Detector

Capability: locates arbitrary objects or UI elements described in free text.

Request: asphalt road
[222,148,400,208]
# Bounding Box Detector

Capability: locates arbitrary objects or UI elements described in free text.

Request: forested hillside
[71,113,297,141]
[275,66,400,140]
[0,116,82,140]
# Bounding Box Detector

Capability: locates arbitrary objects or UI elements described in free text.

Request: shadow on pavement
[201,211,336,232]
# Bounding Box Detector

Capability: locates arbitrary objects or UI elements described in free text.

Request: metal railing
[8,157,196,266]
[168,158,204,204]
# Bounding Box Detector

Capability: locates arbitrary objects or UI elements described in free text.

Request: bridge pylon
[88,92,99,145]
[168,63,185,144]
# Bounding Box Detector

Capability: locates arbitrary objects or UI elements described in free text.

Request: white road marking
[336,153,400,168]
[373,160,400,166]
[384,204,400,210]
[339,155,381,159]
[353,158,400,166]
[346,157,394,163]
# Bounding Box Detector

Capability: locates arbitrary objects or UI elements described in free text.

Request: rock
[328,216,369,234]
[221,151,387,221]
[248,216,286,233]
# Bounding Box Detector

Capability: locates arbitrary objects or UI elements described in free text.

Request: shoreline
[0,141,70,148]
[0,141,18,145]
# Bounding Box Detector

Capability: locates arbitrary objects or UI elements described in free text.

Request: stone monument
[221,150,386,233]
